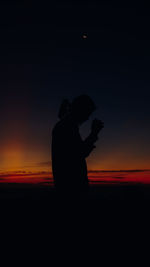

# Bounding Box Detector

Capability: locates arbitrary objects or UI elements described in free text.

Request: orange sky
[0,139,149,174]
[0,119,149,180]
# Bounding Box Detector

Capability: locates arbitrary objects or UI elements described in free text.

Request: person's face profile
[78,109,93,124]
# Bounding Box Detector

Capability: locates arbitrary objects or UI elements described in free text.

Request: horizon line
[0,169,150,176]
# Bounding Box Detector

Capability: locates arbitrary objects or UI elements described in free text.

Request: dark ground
[1,183,150,220]
[0,184,149,261]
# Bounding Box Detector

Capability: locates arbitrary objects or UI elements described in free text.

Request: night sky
[0,1,150,181]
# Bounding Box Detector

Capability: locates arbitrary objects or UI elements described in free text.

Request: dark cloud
[88,169,150,173]
[113,176,125,179]
[89,181,129,185]
[0,171,52,179]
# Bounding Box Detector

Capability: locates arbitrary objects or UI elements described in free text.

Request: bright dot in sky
[82,34,88,39]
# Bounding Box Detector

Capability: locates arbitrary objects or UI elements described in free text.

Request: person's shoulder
[52,117,69,134]
[52,120,62,135]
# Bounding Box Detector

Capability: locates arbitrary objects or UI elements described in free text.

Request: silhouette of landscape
[1,170,150,243]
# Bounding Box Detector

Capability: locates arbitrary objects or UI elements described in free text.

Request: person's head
[71,94,96,124]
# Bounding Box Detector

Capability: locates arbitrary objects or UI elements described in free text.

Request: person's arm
[81,119,104,158]
[82,132,98,158]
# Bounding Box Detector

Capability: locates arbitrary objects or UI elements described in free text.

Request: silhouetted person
[51,95,104,198]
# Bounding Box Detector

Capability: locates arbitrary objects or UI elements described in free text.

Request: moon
[82,34,88,39]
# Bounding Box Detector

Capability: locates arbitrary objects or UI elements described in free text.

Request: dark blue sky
[0,1,150,171]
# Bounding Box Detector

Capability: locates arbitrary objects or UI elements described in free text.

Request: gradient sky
[0,0,150,176]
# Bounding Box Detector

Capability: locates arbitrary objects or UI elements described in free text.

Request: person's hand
[91,119,104,135]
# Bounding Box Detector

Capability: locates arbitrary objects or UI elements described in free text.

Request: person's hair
[58,95,96,120]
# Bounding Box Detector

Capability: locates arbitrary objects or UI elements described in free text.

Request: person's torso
[52,116,88,189]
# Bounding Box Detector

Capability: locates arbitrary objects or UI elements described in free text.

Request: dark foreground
[1,183,150,219]
[0,183,149,261]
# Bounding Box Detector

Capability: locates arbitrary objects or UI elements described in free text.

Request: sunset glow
[0,169,150,186]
